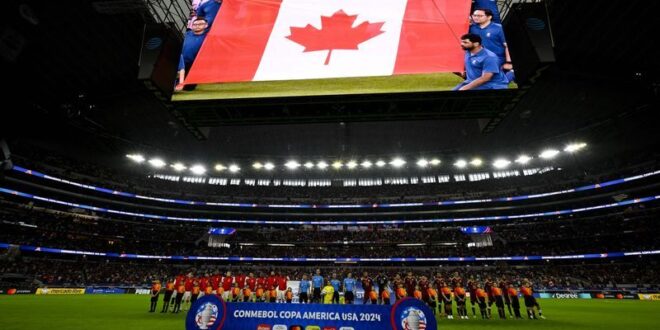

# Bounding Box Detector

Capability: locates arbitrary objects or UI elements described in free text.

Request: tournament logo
[391,297,437,330]
[186,295,226,330]
[195,302,218,329]
[399,307,427,330]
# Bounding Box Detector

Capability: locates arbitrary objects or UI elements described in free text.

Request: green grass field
[0,295,658,330]
[171,73,467,100]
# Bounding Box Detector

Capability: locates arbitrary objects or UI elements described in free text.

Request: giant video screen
[173,0,516,100]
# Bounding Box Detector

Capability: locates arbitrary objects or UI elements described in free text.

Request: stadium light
[264,162,275,171]
[303,161,315,169]
[228,164,240,173]
[252,162,263,170]
[397,243,426,247]
[190,164,206,175]
[493,158,511,169]
[285,160,301,170]
[346,160,358,169]
[390,158,406,168]
[564,142,587,153]
[515,155,532,164]
[317,161,329,170]
[430,158,441,166]
[470,158,483,167]
[416,159,429,168]
[268,243,295,247]
[332,161,343,169]
[375,160,386,167]
[361,160,373,168]
[148,158,166,168]
[126,154,145,163]
[539,149,560,159]
[214,164,226,171]
[170,163,187,172]
[454,159,467,168]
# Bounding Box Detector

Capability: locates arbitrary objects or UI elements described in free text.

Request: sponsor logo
[339,327,355,330]
[135,289,151,295]
[257,325,272,330]
[194,302,218,329]
[305,326,321,330]
[322,327,336,330]
[551,293,579,299]
[400,307,427,330]
[35,288,85,295]
[638,294,660,301]
[290,326,303,330]
[273,325,288,330]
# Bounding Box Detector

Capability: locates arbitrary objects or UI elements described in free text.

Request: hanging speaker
[137,23,182,95]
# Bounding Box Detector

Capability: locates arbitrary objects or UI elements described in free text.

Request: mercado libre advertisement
[186,294,437,330]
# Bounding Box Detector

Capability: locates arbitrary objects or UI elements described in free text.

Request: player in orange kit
[454,283,468,319]
[475,285,489,319]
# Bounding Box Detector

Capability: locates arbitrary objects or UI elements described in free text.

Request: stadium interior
[1,0,659,329]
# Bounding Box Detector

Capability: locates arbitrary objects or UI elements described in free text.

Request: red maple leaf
[286,10,385,65]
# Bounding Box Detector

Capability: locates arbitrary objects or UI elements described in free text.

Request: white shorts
[182,291,192,301]
[277,289,286,301]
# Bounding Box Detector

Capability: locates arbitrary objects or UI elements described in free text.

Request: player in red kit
[246,272,257,292]
[222,271,234,301]
[361,271,374,304]
[277,272,288,303]
[404,272,417,298]
[235,272,246,289]
[267,271,278,291]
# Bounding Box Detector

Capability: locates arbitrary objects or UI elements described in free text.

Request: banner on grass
[186,295,436,330]
[186,0,471,83]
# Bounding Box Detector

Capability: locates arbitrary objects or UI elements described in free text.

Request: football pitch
[1,295,658,330]
[171,73,496,100]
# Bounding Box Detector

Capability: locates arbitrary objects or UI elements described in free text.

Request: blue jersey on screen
[343,278,356,292]
[312,275,324,288]
[178,30,208,71]
[462,48,509,89]
[473,0,501,23]
[196,0,222,27]
[469,22,507,64]
[331,279,341,292]
[299,280,310,293]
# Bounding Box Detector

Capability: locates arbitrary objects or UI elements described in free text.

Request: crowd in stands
[0,198,657,258]
[1,256,658,291]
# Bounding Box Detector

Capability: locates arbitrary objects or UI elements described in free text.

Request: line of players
[149,269,544,320]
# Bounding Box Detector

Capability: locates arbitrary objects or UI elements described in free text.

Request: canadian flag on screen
[185,0,470,84]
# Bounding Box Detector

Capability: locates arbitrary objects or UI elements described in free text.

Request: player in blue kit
[175,17,209,91]
[343,272,357,304]
[330,273,342,304]
[469,9,510,67]
[299,274,311,304]
[312,269,324,303]
[469,8,514,81]
[472,0,502,23]
[195,0,222,28]
[453,33,509,91]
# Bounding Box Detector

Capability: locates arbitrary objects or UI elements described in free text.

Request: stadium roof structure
[1,0,657,164]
